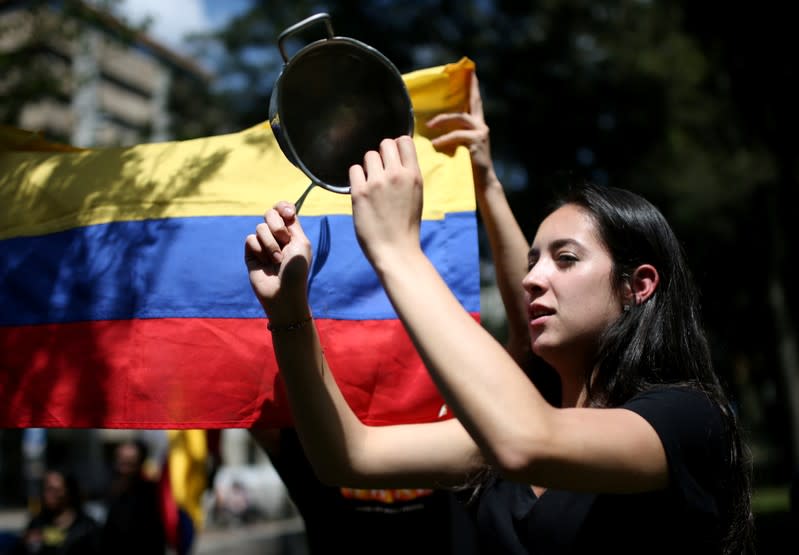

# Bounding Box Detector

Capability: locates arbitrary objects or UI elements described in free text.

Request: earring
[623,304,631,312]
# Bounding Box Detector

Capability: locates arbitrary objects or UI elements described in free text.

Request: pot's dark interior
[279,41,412,189]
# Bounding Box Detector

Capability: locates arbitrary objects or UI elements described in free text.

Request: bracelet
[267,315,313,333]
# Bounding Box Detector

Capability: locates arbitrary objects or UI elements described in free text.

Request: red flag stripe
[0,316,478,429]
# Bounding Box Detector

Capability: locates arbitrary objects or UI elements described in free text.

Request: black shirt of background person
[270,427,481,555]
[12,510,100,555]
[101,476,166,555]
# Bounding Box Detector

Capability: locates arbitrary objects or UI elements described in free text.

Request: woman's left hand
[427,72,495,189]
[349,136,424,266]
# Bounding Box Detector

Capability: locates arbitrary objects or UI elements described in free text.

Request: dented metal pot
[269,13,414,196]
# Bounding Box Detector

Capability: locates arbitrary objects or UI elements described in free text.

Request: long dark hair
[554,182,754,554]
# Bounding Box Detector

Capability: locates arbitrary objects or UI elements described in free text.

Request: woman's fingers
[254,221,283,264]
[349,163,366,191]
[244,233,265,265]
[273,201,296,221]
[363,149,384,178]
[431,129,480,150]
[426,112,474,130]
[469,72,484,119]
[427,111,483,153]
[379,137,402,169]
[351,136,418,190]
[250,204,297,265]
[396,136,418,169]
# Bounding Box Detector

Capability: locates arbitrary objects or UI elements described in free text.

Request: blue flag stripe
[0,212,479,325]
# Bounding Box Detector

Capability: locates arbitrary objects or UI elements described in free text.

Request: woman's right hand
[244,201,312,323]
[349,136,424,268]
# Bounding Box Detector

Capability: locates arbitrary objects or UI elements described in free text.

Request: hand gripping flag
[0,57,479,430]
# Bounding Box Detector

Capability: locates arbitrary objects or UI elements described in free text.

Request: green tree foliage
[680,0,799,477]
[184,1,322,131]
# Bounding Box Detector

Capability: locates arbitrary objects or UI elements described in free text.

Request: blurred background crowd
[0,429,296,554]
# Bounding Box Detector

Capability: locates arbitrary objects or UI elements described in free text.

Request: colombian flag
[0,57,479,430]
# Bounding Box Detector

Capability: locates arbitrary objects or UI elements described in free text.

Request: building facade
[0,0,212,147]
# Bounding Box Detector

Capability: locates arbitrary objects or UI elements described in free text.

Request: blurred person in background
[12,467,101,555]
[101,439,166,555]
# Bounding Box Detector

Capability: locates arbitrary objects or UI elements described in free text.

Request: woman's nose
[522,264,547,295]
[522,270,544,293]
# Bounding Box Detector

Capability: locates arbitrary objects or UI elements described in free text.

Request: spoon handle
[294,182,315,214]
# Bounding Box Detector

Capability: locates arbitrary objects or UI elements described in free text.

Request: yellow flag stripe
[0,58,476,240]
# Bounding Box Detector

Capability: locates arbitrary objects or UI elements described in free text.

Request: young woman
[244,86,754,554]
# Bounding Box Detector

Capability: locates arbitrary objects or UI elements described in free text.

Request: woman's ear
[629,264,659,305]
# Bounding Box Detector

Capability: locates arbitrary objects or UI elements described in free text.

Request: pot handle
[277,12,335,63]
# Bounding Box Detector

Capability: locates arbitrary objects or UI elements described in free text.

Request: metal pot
[269,13,414,198]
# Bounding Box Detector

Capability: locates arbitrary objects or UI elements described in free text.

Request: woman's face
[523,204,623,371]
[42,472,67,511]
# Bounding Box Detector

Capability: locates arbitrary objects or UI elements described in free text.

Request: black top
[473,387,727,554]
[101,478,166,555]
[270,428,481,555]
[12,511,101,555]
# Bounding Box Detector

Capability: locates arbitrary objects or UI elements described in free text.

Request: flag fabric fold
[0,57,479,429]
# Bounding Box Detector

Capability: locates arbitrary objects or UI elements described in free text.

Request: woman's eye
[556,253,578,265]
